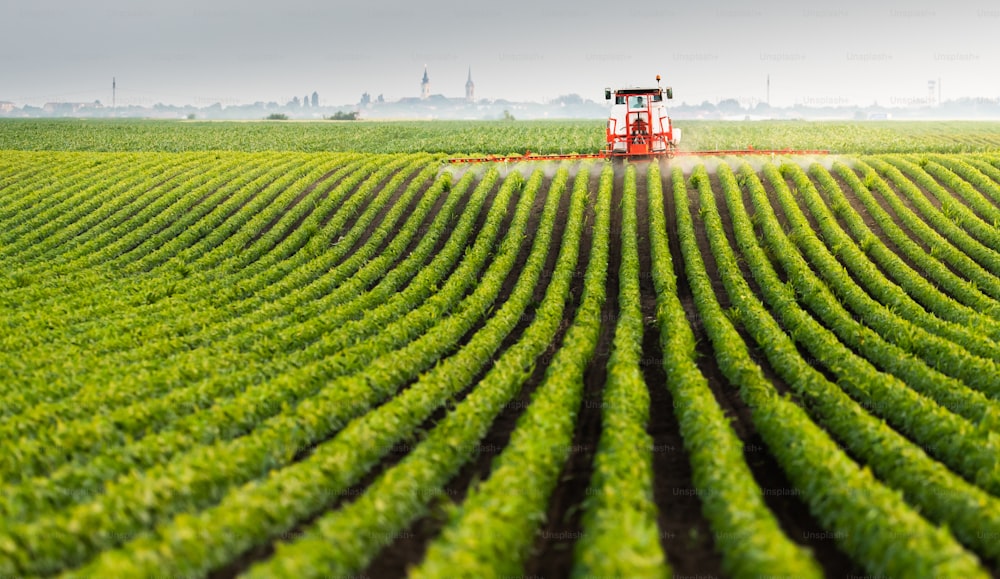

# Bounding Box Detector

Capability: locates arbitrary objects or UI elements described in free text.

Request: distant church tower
[466,68,475,102]
[421,66,430,99]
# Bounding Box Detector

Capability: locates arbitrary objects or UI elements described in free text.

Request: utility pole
[113,77,116,109]
[766,74,770,106]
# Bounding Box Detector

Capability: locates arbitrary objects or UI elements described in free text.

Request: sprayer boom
[446,147,829,164]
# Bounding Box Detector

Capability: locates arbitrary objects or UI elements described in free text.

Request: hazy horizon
[3,0,998,109]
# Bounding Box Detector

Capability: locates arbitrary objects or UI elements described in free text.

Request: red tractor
[603,75,679,158]
[447,74,827,164]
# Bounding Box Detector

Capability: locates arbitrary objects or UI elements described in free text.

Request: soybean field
[2,121,1000,578]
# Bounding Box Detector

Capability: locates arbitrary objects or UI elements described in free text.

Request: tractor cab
[604,76,680,157]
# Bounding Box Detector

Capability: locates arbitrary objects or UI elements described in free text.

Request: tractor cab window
[652,93,663,102]
[615,95,626,105]
[628,96,646,109]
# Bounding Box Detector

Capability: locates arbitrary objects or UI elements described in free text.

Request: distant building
[353,65,609,119]
[0,102,15,114]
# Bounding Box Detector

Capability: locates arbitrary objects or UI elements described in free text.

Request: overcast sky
[2,0,998,108]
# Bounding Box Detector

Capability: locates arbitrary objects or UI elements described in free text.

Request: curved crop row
[922,155,1000,226]
[748,163,1000,488]
[889,155,1000,251]
[686,162,988,577]
[810,162,1000,330]
[242,165,584,578]
[6,147,1000,576]
[843,159,1000,303]
[18,156,233,271]
[870,157,1000,277]
[763,163,1000,396]
[412,162,612,578]
[780,162,1000,359]
[0,153,124,230]
[0,154,419,410]
[0,153,384,409]
[0,168,476,521]
[653,163,822,577]
[1,153,220,264]
[0,167,533,575]
[0,157,440,463]
[68,164,569,578]
[0,166,493,486]
[720,161,1000,562]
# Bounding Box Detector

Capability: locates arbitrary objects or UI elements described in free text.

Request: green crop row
[0,167,476,523]
[0,152,89,210]
[14,157,232,272]
[890,156,1000,252]
[870,157,1000,278]
[689,162,990,577]
[0,153,336,387]
[69,164,568,578]
[0,153,203,259]
[808,162,1000,334]
[779,162,1000,363]
[0,162,481,488]
[656,162,823,577]
[719,161,1000,565]
[779,163,1000,417]
[0,157,437,482]
[764,162,1000,397]
[9,119,1000,154]
[844,159,1000,303]
[923,155,1000,227]
[751,162,1000,489]
[6,147,1000,575]
[0,166,532,575]
[242,165,586,578]
[412,162,612,577]
[0,152,334,348]
[0,154,420,415]
[960,155,1000,205]
[572,164,666,578]
[0,155,396,418]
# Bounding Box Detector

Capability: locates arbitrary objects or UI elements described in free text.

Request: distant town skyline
[2,0,999,109]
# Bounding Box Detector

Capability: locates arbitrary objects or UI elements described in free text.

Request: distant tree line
[327,111,358,121]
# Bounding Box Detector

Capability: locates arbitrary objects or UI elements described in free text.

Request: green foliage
[414,162,611,578]
[670,165,825,578]
[573,164,666,578]
[326,110,358,121]
[690,162,990,577]
[3,142,1000,576]
[5,118,1000,154]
